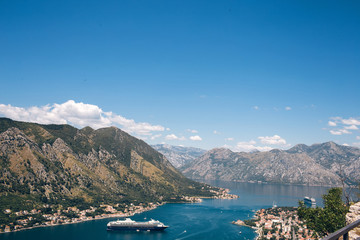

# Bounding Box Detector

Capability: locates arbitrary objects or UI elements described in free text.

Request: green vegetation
[0,194,36,212]
[298,188,349,237]
[62,211,79,219]
[0,117,219,227]
[243,219,256,227]
[0,194,38,225]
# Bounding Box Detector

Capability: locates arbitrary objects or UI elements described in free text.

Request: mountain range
[181,142,360,186]
[151,144,206,168]
[0,118,215,213]
[1,115,359,211]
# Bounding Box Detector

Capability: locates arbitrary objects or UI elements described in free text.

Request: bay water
[0,181,330,240]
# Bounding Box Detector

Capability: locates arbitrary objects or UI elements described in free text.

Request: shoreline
[195,179,340,188]
[232,213,260,240]
[1,188,236,234]
[1,203,163,234]
[234,207,317,240]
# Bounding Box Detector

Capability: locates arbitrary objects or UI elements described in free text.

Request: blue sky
[1,0,360,151]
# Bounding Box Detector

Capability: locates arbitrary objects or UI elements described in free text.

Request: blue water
[0,181,330,240]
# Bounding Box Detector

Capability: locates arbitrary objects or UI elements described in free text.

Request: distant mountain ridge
[181,142,360,186]
[0,118,215,212]
[151,144,206,168]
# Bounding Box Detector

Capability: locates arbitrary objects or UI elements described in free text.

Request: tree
[298,188,349,237]
[336,163,356,205]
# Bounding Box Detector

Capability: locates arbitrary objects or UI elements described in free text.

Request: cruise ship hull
[107,225,168,231]
[106,218,168,231]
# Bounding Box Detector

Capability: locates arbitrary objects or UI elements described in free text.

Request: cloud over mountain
[258,135,287,145]
[0,100,165,136]
[189,135,202,141]
[328,117,360,136]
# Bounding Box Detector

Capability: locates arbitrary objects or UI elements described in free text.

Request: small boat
[304,196,316,208]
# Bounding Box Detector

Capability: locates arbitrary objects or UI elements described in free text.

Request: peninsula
[233,207,318,240]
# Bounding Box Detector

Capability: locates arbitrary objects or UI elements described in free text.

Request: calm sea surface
[0,181,331,240]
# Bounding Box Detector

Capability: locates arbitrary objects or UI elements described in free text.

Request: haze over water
[0,181,330,240]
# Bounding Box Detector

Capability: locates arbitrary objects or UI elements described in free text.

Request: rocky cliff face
[346,202,360,239]
[0,118,214,209]
[181,142,360,186]
[151,144,206,168]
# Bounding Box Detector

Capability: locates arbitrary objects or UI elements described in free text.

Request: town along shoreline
[232,207,318,240]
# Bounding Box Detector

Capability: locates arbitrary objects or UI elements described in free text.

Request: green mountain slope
[0,118,214,212]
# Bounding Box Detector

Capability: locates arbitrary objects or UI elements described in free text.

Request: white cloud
[110,114,164,135]
[0,100,165,136]
[344,125,358,130]
[342,143,350,146]
[225,137,234,141]
[150,134,162,140]
[330,129,351,135]
[255,146,274,151]
[187,129,198,133]
[341,118,360,126]
[189,135,202,141]
[285,106,292,111]
[165,134,179,140]
[328,121,337,127]
[330,130,342,135]
[327,117,360,136]
[253,106,259,110]
[235,141,258,152]
[258,135,287,145]
[338,129,351,134]
[357,136,360,140]
[234,140,273,152]
[165,134,186,141]
[352,142,360,148]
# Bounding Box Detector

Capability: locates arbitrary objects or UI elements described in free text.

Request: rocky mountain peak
[320,141,339,149]
[269,149,283,154]
[79,126,95,135]
[151,144,206,168]
[1,127,27,140]
[286,144,309,153]
[206,148,234,159]
[0,127,41,152]
[208,147,233,154]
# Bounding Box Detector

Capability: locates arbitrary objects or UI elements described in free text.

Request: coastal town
[0,202,163,233]
[233,207,318,240]
[0,188,237,233]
